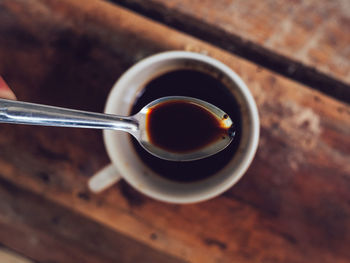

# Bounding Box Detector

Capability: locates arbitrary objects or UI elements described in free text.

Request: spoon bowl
[0,96,235,161]
[135,96,234,161]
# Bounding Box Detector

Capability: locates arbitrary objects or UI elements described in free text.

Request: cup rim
[104,51,259,203]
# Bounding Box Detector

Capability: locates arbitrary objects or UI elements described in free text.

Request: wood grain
[116,0,350,84]
[0,247,35,263]
[0,178,185,263]
[0,0,349,262]
[113,0,350,102]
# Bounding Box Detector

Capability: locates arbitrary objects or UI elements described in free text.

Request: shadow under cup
[104,52,259,203]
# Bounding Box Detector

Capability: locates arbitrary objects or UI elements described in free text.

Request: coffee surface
[130,69,242,182]
[147,100,230,153]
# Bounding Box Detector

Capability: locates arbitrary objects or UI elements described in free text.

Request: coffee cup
[88,51,259,204]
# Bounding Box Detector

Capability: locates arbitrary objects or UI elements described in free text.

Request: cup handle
[88,163,121,193]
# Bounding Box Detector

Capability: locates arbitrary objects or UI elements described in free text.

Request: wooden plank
[0,247,35,263]
[0,178,186,263]
[0,0,349,263]
[112,0,350,102]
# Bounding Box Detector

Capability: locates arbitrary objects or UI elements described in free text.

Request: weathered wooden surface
[113,0,350,102]
[0,178,185,263]
[0,0,349,262]
[0,247,35,263]
[116,0,350,84]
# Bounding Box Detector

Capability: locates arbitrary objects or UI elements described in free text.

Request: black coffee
[146,99,233,153]
[130,69,242,182]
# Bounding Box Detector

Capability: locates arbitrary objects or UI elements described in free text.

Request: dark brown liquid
[130,69,242,182]
[147,100,230,153]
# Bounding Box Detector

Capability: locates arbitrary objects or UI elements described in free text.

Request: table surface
[0,0,349,262]
[114,0,350,102]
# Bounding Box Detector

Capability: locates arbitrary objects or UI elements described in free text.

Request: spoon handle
[0,99,138,132]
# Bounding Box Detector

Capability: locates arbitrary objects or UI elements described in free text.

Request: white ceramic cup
[88,51,259,204]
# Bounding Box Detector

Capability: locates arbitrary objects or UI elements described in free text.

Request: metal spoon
[0,96,234,161]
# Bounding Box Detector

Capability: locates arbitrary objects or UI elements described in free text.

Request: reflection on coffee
[130,69,242,182]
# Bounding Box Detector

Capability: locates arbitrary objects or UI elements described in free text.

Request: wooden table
[0,0,349,262]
